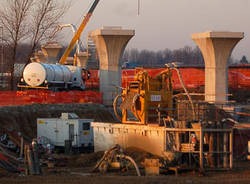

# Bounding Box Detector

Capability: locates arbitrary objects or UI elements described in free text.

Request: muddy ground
[0,153,249,184]
[0,145,250,183]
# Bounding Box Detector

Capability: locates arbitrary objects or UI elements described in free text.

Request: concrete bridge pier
[77,51,89,68]
[41,42,62,64]
[90,27,135,106]
[191,31,244,103]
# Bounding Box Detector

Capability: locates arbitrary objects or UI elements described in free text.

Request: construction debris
[24,140,41,175]
[142,159,162,176]
[93,145,141,176]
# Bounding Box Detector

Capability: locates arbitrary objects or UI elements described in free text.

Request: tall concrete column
[90,27,135,106]
[191,31,244,103]
[77,51,89,68]
[41,42,62,64]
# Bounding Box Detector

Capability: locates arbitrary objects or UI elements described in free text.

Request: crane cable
[138,0,140,15]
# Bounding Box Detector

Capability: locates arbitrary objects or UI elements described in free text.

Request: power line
[138,0,141,15]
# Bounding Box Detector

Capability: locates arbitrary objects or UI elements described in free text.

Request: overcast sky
[62,0,250,60]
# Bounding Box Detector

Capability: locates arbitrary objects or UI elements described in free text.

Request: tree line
[122,46,247,67]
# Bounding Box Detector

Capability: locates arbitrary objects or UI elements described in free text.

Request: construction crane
[50,24,82,55]
[50,24,83,66]
[59,0,100,65]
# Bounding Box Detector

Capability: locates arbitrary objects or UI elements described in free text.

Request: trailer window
[82,123,90,130]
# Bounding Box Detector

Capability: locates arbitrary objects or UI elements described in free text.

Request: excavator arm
[59,0,100,65]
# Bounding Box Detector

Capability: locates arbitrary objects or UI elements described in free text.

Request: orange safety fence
[85,70,99,89]
[121,68,205,90]
[0,90,103,106]
[85,67,250,91]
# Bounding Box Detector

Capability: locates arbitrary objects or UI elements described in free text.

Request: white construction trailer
[37,113,94,152]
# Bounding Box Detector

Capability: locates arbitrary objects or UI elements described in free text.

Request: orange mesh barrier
[85,70,99,89]
[120,67,250,90]
[85,67,250,91]
[0,90,102,106]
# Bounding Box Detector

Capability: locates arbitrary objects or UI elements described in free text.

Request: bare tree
[0,0,70,90]
[0,0,33,89]
[27,0,70,65]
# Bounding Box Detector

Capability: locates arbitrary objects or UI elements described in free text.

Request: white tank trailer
[20,62,85,90]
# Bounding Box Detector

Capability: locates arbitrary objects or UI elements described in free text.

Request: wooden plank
[176,132,180,151]
[230,131,233,169]
[203,129,232,132]
[164,128,232,132]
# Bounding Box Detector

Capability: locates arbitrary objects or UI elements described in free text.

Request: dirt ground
[0,146,250,184]
[0,157,249,184]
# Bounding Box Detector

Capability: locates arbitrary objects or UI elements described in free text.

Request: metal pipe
[117,155,141,176]
[59,24,80,55]
[166,63,195,120]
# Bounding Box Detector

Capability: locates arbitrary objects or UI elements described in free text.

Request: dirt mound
[0,103,115,140]
[125,147,161,165]
[62,147,160,169]
[71,151,104,167]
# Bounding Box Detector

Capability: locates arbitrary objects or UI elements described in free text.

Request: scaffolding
[87,34,98,69]
[162,99,235,170]
[164,127,233,170]
[175,100,235,122]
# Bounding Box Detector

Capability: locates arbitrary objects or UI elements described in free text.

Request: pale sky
[62,0,250,60]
